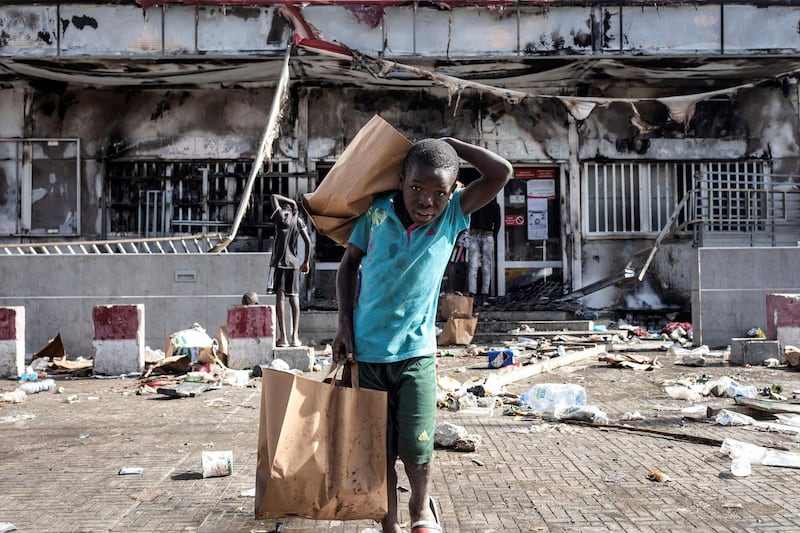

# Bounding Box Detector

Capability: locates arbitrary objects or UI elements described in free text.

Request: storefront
[496,166,563,297]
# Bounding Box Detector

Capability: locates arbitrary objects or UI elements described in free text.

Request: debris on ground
[647,469,672,483]
[434,421,481,452]
[599,353,660,370]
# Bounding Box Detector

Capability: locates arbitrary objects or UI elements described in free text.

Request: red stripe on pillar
[0,308,17,340]
[227,306,274,339]
[93,305,140,340]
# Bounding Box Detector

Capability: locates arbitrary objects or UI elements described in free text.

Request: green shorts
[357,356,437,465]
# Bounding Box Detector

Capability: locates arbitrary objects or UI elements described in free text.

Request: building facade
[1,0,799,314]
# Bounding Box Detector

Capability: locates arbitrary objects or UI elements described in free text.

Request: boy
[333,137,512,533]
[270,193,311,347]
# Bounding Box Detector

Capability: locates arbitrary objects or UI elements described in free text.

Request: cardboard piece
[301,114,412,245]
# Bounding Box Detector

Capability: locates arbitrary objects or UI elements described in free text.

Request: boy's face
[400,163,457,226]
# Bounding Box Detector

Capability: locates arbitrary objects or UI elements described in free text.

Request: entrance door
[497,167,563,299]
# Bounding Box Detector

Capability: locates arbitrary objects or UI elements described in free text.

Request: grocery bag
[255,363,388,521]
[301,114,413,246]
[437,314,478,346]
[439,292,474,322]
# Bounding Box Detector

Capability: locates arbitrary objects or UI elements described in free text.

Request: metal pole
[212,45,292,253]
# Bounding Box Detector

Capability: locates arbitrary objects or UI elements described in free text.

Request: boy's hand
[332,327,355,364]
[300,261,310,274]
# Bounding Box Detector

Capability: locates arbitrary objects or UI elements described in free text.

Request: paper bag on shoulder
[255,363,388,521]
[437,313,478,346]
[301,114,413,246]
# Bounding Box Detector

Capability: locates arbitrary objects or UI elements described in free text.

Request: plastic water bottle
[17,378,55,394]
[520,383,587,414]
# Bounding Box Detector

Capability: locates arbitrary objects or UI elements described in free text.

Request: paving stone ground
[3,345,800,533]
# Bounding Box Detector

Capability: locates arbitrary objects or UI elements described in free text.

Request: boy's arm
[442,138,513,215]
[271,193,296,213]
[299,226,312,274]
[332,243,364,363]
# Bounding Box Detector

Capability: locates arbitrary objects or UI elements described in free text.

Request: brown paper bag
[437,314,478,346]
[255,363,388,521]
[301,114,413,246]
[439,292,474,322]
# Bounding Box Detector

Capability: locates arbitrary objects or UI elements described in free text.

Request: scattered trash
[221,368,251,388]
[647,469,672,483]
[165,323,218,364]
[0,390,26,404]
[16,378,55,395]
[555,405,609,425]
[0,522,17,533]
[157,381,219,398]
[763,358,781,368]
[519,383,586,415]
[730,456,751,477]
[663,385,702,401]
[65,395,79,404]
[704,377,758,399]
[487,349,515,368]
[605,473,623,483]
[269,358,291,372]
[598,353,660,371]
[434,421,468,448]
[715,410,756,426]
[118,467,144,475]
[721,438,800,469]
[453,434,481,452]
[621,411,645,421]
[202,450,233,478]
[240,488,256,497]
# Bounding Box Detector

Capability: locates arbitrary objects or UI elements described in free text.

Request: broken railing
[0,233,228,255]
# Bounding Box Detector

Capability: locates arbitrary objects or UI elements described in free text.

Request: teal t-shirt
[348,189,469,363]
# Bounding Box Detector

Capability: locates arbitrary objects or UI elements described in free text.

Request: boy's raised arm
[442,137,513,215]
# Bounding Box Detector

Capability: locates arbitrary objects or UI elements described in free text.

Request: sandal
[410,522,442,533]
[411,496,443,532]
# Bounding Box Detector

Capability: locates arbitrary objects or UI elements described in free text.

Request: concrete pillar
[272,346,315,372]
[0,306,25,378]
[226,305,275,369]
[92,304,145,376]
[766,293,800,348]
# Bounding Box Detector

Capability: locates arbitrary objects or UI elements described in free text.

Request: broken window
[0,139,80,237]
[104,160,313,250]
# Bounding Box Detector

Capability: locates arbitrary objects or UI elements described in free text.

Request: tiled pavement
[3,348,800,533]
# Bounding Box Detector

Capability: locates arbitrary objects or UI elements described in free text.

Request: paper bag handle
[324,361,361,389]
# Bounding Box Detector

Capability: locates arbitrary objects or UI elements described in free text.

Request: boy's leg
[395,357,438,527]
[275,289,288,347]
[289,294,301,346]
[381,461,402,533]
[405,461,435,525]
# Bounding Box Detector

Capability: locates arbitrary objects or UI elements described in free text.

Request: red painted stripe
[0,308,17,340]
[227,306,274,339]
[93,305,140,340]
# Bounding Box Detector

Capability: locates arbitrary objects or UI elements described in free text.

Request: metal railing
[0,233,228,255]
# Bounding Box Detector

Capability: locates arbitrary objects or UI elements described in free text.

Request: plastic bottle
[17,378,55,394]
[520,383,587,414]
